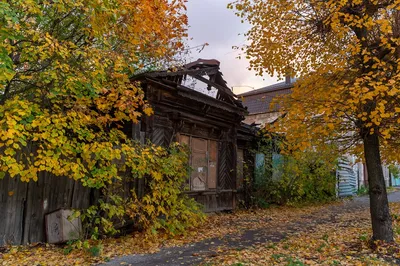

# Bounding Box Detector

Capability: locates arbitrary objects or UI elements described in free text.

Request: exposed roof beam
[188,73,235,104]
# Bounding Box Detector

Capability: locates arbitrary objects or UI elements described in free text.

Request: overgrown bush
[357,185,369,196]
[389,164,400,179]
[125,144,205,237]
[252,145,338,206]
[74,143,205,249]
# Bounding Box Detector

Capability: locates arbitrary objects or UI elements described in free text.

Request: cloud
[186,0,277,92]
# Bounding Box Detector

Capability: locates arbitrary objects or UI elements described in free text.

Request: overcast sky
[185,0,277,94]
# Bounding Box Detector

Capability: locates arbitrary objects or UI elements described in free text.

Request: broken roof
[132,58,244,111]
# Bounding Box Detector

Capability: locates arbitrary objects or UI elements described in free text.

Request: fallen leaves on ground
[0,202,338,265]
[2,200,400,265]
[203,202,400,265]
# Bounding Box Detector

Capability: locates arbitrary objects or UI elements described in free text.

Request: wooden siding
[218,141,235,190]
[187,190,234,212]
[208,140,218,189]
[237,149,244,190]
[191,137,208,191]
[0,174,91,245]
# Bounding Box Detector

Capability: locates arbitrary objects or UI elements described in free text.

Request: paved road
[103,190,400,266]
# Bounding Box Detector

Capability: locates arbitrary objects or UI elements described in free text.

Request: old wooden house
[0,59,256,245]
[132,59,255,211]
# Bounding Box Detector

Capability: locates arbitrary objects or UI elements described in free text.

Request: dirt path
[103,191,400,266]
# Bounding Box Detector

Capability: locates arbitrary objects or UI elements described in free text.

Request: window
[178,134,218,191]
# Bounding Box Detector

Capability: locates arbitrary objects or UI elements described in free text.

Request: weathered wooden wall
[188,190,235,212]
[0,173,92,245]
[140,77,256,213]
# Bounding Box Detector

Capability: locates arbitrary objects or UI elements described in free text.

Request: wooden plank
[178,134,190,146]
[218,141,228,189]
[0,168,93,245]
[24,172,76,244]
[132,122,141,140]
[0,174,28,245]
[26,173,49,244]
[218,191,234,210]
[237,149,244,190]
[177,134,191,188]
[232,127,238,194]
[218,140,235,190]
[177,90,241,113]
[153,99,240,129]
[142,66,218,78]
[163,127,173,147]
[192,137,207,152]
[188,73,235,104]
[140,132,146,145]
[151,127,164,146]
[191,152,207,191]
[71,181,91,210]
[191,138,207,191]
[208,140,218,189]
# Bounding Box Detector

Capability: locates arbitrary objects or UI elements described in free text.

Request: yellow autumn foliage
[230,0,400,162]
[0,0,187,186]
[231,0,400,241]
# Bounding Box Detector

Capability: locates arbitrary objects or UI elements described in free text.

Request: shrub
[357,185,369,196]
[76,143,205,244]
[252,144,338,206]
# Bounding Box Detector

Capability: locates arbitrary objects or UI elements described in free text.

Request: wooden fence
[0,173,92,245]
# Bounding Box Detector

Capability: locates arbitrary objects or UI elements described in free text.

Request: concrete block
[45,209,82,244]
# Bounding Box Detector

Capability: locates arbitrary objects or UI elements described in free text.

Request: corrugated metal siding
[337,159,357,197]
[392,174,400,186]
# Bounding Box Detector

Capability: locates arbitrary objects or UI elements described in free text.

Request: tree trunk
[363,132,393,242]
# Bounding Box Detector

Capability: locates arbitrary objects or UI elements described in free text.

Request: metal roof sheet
[238,79,296,114]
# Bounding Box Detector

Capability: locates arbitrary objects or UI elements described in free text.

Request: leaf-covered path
[104,191,400,266]
[3,192,400,265]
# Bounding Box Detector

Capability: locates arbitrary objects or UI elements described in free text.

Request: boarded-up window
[178,134,218,191]
[178,134,190,146]
[208,140,218,189]
[177,134,191,189]
[191,138,207,191]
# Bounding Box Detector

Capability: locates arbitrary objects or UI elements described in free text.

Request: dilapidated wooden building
[132,59,256,211]
[0,59,256,245]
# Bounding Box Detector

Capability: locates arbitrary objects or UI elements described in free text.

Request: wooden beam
[188,73,235,105]
[140,67,219,79]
